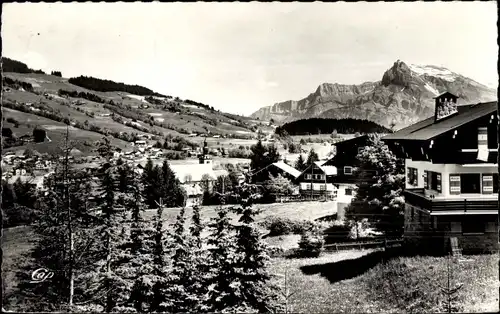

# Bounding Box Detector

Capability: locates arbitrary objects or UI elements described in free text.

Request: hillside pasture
[2,108,130,154]
[269,250,499,313]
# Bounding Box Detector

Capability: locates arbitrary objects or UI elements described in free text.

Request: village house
[382,92,498,254]
[250,161,302,185]
[321,135,378,207]
[296,161,338,199]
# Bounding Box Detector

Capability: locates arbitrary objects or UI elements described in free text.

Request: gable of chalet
[382,101,498,164]
[296,161,337,183]
[323,135,370,168]
[250,162,301,182]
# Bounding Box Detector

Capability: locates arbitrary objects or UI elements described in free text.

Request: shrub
[3,204,37,228]
[297,224,325,258]
[261,216,315,236]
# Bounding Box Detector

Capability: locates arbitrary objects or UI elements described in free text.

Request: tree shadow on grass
[300,250,397,284]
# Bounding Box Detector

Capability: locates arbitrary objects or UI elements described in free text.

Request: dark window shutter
[449,174,461,195]
[482,174,494,194]
[436,173,442,193]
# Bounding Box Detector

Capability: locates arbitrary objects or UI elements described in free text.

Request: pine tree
[189,205,210,310]
[80,140,131,312]
[206,207,240,312]
[16,128,99,311]
[160,160,185,207]
[232,195,282,313]
[142,159,162,209]
[294,154,306,171]
[164,207,200,313]
[345,134,405,237]
[150,199,170,313]
[306,148,319,166]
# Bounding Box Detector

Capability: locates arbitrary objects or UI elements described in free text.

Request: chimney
[433,92,459,122]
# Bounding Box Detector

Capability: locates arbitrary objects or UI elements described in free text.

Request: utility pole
[64,125,74,306]
[310,162,314,200]
[324,171,327,201]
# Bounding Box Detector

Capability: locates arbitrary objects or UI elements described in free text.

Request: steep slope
[2,58,264,154]
[251,60,497,129]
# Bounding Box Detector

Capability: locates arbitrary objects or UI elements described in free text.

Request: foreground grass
[269,250,499,313]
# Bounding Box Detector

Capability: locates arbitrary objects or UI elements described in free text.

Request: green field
[2,198,498,313]
[2,72,263,155]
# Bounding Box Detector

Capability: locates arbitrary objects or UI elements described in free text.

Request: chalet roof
[316,163,338,176]
[299,162,337,178]
[170,163,217,183]
[272,162,301,178]
[333,134,369,147]
[182,183,204,196]
[382,101,497,141]
[250,162,301,179]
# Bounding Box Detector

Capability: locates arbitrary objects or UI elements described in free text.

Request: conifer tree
[232,191,282,313]
[142,159,162,209]
[16,128,99,311]
[206,207,240,312]
[150,199,170,312]
[306,148,319,166]
[160,160,185,207]
[80,138,131,312]
[294,154,306,171]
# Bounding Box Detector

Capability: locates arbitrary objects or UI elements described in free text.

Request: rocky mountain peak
[381,60,413,87]
[250,60,496,130]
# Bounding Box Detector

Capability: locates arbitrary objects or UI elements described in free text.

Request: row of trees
[275,118,392,136]
[68,75,166,97]
[2,57,45,74]
[12,135,282,312]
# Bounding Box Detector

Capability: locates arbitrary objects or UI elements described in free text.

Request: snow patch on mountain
[424,83,439,96]
[408,64,457,82]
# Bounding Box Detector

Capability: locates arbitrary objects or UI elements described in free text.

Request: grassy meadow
[2,198,498,313]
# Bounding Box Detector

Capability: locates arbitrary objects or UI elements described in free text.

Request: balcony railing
[404,189,498,213]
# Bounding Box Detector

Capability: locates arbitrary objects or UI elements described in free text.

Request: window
[314,174,325,181]
[460,173,481,194]
[345,188,353,196]
[344,166,353,175]
[407,167,418,186]
[305,174,312,180]
[320,185,326,191]
[462,216,485,234]
[426,171,442,192]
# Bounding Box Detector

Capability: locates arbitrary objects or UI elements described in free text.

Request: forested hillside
[275,118,392,136]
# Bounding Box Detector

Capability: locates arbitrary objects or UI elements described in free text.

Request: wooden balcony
[404,188,499,213]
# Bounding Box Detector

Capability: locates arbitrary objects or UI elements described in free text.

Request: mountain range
[250,60,497,129]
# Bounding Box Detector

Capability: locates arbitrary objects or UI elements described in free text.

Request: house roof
[250,162,301,179]
[299,162,338,178]
[313,161,338,175]
[170,163,217,183]
[272,162,301,178]
[182,183,204,196]
[382,101,497,141]
[333,134,369,147]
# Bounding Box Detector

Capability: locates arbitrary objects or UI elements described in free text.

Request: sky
[2,2,498,116]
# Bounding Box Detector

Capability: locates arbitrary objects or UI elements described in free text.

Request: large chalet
[296,134,377,214]
[383,92,498,254]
